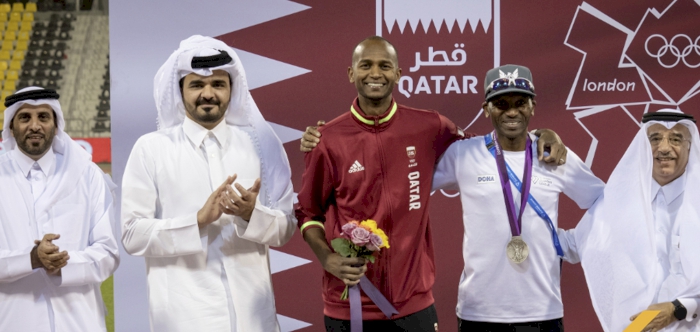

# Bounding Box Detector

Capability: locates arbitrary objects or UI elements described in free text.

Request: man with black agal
[563,110,700,332]
[0,87,119,331]
[121,35,295,332]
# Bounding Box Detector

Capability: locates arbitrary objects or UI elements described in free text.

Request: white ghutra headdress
[153,35,292,209]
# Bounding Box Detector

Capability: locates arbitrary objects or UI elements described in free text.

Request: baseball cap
[484,64,536,101]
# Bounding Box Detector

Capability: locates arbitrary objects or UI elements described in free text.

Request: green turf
[101,275,114,332]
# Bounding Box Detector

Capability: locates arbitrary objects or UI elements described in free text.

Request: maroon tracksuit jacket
[296,98,463,320]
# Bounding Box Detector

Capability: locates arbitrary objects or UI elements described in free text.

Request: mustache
[196,98,220,107]
[25,131,45,138]
[654,152,675,157]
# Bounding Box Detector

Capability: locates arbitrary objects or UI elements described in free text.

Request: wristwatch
[672,299,687,320]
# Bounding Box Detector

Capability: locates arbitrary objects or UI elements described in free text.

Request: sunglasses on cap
[486,78,535,95]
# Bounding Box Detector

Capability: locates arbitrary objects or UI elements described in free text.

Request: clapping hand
[197,176,235,227]
[220,175,261,221]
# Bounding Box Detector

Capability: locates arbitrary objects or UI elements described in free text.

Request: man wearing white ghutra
[121,35,296,332]
[432,64,604,331]
[0,87,119,331]
[562,110,700,332]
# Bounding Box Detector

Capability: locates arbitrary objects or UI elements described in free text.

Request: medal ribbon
[484,132,565,256]
[349,276,399,332]
[486,131,532,237]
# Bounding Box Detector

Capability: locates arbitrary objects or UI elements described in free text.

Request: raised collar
[12,145,56,178]
[183,116,229,149]
[350,98,398,128]
[652,171,686,205]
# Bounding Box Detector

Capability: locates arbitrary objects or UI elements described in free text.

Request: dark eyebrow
[669,132,686,138]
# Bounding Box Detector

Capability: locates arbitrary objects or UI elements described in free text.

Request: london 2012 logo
[645,34,700,68]
[564,1,700,167]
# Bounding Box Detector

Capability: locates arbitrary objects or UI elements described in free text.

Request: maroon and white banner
[111,1,700,331]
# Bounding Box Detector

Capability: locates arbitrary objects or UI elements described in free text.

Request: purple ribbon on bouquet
[349,276,399,332]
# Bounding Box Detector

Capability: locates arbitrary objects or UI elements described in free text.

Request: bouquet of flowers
[331,219,390,300]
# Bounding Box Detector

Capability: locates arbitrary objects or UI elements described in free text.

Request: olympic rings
[645,34,700,69]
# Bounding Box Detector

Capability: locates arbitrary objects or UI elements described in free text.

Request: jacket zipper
[374,119,393,302]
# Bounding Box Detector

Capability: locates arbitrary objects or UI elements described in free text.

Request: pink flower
[350,227,371,246]
[367,234,383,251]
[341,222,359,238]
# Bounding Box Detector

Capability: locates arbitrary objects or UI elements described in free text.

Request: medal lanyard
[486,131,531,237]
[484,132,565,257]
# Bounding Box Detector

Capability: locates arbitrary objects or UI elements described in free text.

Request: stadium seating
[0,1,109,138]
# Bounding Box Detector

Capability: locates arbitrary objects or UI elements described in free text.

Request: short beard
[14,126,56,158]
[184,99,227,126]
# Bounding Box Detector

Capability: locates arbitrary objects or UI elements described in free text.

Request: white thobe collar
[11,146,56,178]
[652,172,686,205]
[183,116,229,150]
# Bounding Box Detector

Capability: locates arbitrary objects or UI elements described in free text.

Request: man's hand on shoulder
[31,234,69,274]
[197,176,235,228]
[220,178,261,221]
[630,302,676,332]
[300,120,325,152]
[534,129,567,165]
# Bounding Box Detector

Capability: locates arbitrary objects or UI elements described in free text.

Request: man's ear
[347,66,354,83]
[482,101,489,118]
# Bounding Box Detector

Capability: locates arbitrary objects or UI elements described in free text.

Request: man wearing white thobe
[121,35,295,332]
[0,87,120,331]
[562,110,700,331]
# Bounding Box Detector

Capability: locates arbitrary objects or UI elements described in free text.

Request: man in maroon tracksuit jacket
[296,36,566,331]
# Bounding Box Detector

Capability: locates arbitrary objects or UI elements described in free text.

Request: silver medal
[506,236,529,264]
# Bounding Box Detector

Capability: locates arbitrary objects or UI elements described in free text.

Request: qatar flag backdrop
[110,1,700,331]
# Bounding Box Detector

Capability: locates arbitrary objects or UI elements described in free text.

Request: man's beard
[15,127,56,158]
[186,98,227,124]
